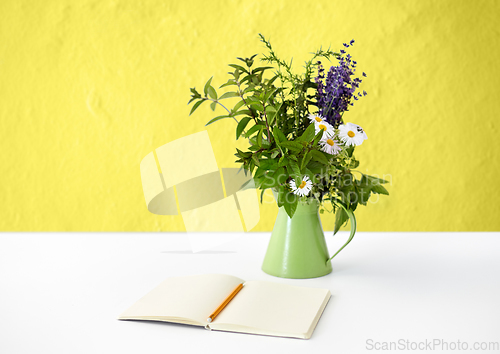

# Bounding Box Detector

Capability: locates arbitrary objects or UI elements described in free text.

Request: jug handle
[327,202,357,262]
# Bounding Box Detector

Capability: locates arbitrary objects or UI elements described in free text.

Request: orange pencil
[207,283,244,323]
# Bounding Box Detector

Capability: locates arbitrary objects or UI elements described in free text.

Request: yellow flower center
[299,181,307,189]
[326,139,334,146]
[315,116,322,122]
[319,124,327,131]
[347,130,355,138]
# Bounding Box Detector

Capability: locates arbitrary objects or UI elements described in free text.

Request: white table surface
[1,232,499,354]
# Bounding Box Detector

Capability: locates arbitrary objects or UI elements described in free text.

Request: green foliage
[334,206,348,235]
[188,34,388,219]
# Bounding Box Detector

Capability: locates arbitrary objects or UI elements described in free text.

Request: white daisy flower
[314,120,334,137]
[320,136,342,155]
[338,122,368,146]
[289,176,313,197]
[308,113,326,125]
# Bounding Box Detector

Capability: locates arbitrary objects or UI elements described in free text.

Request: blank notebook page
[212,280,330,335]
[119,274,244,324]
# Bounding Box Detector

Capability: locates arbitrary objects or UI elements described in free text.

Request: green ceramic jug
[262,199,356,279]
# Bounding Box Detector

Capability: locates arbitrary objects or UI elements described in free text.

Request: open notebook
[119,274,331,339]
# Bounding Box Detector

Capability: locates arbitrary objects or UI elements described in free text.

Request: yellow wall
[1,0,499,231]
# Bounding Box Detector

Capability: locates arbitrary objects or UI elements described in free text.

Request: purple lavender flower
[315,41,366,127]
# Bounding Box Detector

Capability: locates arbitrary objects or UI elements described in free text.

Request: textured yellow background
[1,0,499,231]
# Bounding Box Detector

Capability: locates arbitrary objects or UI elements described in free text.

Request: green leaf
[240,75,252,85]
[309,149,329,164]
[249,135,271,148]
[257,128,263,147]
[273,167,287,185]
[204,77,213,96]
[265,105,276,114]
[263,88,278,104]
[334,206,348,235]
[190,87,201,97]
[265,106,277,125]
[283,192,298,218]
[300,152,312,172]
[306,160,324,174]
[249,102,265,112]
[259,168,284,189]
[205,115,230,126]
[268,114,278,127]
[349,158,360,169]
[251,154,260,166]
[235,148,251,158]
[304,167,314,179]
[273,127,286,144]
[232,109,253,117]
[210,101,217,111]
[347,190,358,205]
[236,117,251,140]
[254,166,266,179]
[246,95,260,103]
[245,123,264,137]
[207,86,217,100]
[232,100,246,113]
[277,186,286,207]
[339,173,354,191]
[260,189,265,203]
[188,87,202,104]
[278,156,289,167]
[252,66,273,74]
[257,174,272,189]
[298,124,315,142]
[220,80,237,88]
[312,129,324,146]
[228,64,249,74]
[189,99,205,116]
[219,91,239,100]
[279,141,303,152]
[258,158,279,170]
[364,174,390,185]
[267,74,279,86]
[233,68,240,80]
[358,186,371,205]
[243,86,256,94]
[371,184,389,195]
[288,160,301,185]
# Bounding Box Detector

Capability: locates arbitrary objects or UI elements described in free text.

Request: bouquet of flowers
[189,34,388,234]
